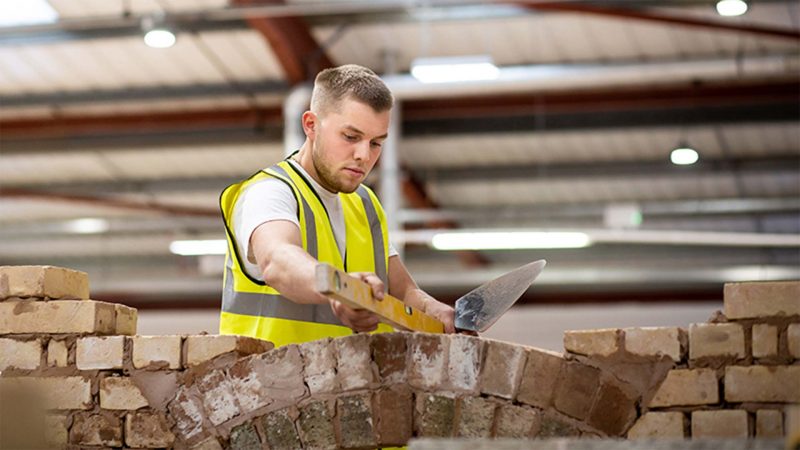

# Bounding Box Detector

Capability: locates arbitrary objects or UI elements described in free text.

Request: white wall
[137,301,720,352]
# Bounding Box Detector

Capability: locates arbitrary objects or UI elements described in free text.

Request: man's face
[309,98,390,194]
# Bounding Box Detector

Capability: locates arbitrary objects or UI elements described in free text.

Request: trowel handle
[315,263,445,334]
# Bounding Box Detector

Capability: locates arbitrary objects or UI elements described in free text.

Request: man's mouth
[344,167,365,176]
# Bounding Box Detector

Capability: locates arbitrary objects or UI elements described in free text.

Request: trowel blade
[454,259,546,332]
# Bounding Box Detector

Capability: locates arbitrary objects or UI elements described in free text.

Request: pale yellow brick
[44,414,69,447]
[563,328,619,357]
[725,365,800,403]
[47,339,69,367]
[76,336,125,370]
[691,410,748,438]
[649,369,718,407]
[624,327,681,361]
[100,377,149,410]
[0,376,91,410]
[689,323,745,359]
[0,273,8,298]
[627,412,685,439]
[751,323,778,358]
[115,304,138,335]
[724,281,800,319]
[0,338,41,370]
[0,265,89,300]
[132,335,182,369]
[788,323,800,359]
[756,409,784,438]
[0,300,115,335]
[184,334,273,367]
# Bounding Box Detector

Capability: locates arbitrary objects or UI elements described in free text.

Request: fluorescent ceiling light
[0,0,58,27]
[670,147,699,165]
[411,55,500,83]
[170,239,227,256]
[65,218,109,234]
[716,0,748,16]
[144,29,176,48]
[431,231,592,250]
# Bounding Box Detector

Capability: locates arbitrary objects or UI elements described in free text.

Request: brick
[70,412,123,447]
[0,265,89,300]
[624,326,681,361]
[44,414,69,447]
[725,365,800,403]
[553,362,601,420]
[334,334,373,391]
[478,339,525,399]
[192,437,224,450]
[168,386,206,442]
[517,348,564,408]
[649,368,719,407]
[627,412,685,439]
[448,334,484,392]
[76,335,124,370]
[338,393,376,448]
[125,411,175,448]
[756,409,783,438]
[185,334,272,367]
[0,272,7,298]
[495,404,540,438]
[0,300,115,335]
[689,323,745,359]
[196,369,240,426]
[455,396,496,438]
[0,337,41,370]
[375,387,413,445]
[564,328,619,357]
[691,410,748,438]
[0,376,91,410]
[415,393,455,437]
[261,408,301,450]
[538,414,580,437]
[752,323,778,358]
[259,345,306,402]
[788,323,800,358]
[298,338,338,394]
[298,400,336,450]
[229,422,261,450]
[228,354,272,413]
[47,339,69,367]
[724,280,800,319]
[115,304,138,335]
[408,333,448,391]
[132,335,182,369]
[100,377,149,410]
[371,332,408,384]
[588,381,638,436]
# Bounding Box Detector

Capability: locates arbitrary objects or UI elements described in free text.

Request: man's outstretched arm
[250,220,381,332]
[388,255,456,333]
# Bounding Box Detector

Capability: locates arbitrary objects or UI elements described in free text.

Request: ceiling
[1,0,798,307]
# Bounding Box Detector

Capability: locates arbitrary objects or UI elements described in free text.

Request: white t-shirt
[232,159,397,280]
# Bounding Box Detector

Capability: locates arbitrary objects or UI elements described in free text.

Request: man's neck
[292,141,338,195]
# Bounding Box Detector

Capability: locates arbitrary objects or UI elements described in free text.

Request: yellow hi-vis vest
[218,159,393,347]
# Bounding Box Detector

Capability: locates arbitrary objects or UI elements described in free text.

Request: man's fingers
[352,272,385,300]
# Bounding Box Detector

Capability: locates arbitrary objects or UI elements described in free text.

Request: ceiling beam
[232,0,334,84]
[521,1,800,41]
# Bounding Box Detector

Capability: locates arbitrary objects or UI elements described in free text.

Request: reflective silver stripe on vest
[270,165,318,259]
[356,186,387,285]
[222,260,341,325]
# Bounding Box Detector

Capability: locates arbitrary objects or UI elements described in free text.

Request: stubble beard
[310,138,359,194]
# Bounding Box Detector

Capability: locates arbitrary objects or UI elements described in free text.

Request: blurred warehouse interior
[0,0,798,341]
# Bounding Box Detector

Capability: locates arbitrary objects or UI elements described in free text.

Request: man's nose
[353,141,370,161]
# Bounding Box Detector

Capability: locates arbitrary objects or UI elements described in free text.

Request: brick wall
[0,265,797,449]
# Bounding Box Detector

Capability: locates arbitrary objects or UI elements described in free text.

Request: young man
[220,64,455,347]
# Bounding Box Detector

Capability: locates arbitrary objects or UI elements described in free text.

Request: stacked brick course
[0,265,796,449]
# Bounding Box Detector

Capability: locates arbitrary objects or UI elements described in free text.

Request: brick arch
[165,332,670,449]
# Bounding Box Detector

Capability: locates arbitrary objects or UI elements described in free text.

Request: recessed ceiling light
[0,0,58,27]
[142,15,177,49]
[670,147,700,165]
[716,0,748,17]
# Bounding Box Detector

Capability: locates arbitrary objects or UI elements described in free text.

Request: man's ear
[301,111,317,139]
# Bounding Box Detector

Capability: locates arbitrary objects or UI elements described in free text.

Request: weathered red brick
[553,362,601,420]
[337,393,376,448]
[415,393,455,437]
[478,339,525,399]
[517,348,564,408]
[374,387,413,445]
[260,407,301,450]
[297,400,336,449]
[70,412,122,447]
[587,381,638,436]
[168,386,206,442]
[334,334,374,391]
[371,332,408,384]
[455,396,496,438]
[196,369,240,426]
[448,334,484,392]
[125,411,175,448]
[299,338,338,394]
[408,333,448,391]
[495,403,541,438]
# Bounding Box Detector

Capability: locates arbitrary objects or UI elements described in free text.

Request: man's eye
[371,142,383,148]
[344,134,358,141]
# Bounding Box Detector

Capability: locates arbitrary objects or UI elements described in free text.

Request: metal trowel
[315,259,546,333]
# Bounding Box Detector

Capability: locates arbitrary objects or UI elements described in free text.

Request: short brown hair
[310,64,394,116]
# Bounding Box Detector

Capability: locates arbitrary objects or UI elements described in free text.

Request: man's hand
[408,289,456,334]
[329,272,385,333]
